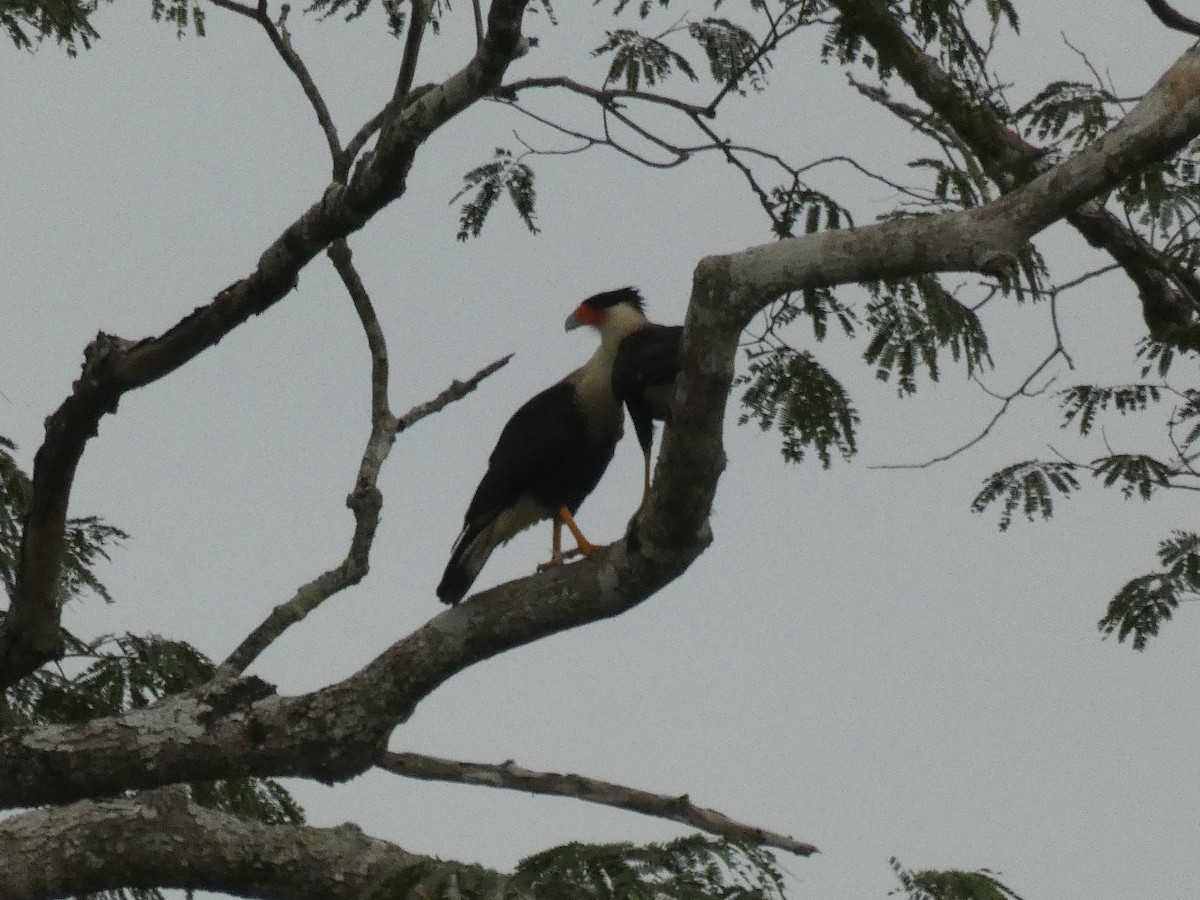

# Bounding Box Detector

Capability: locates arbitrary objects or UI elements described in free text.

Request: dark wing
[464,379,613,525]
[612,324,683,454]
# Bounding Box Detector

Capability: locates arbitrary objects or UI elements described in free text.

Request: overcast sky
[3,2,1199,899]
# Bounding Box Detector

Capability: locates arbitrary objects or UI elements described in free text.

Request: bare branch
[219,346,511,675]
[1144,0,1200,37]
[211,0,342,165]
[378,751,818,857]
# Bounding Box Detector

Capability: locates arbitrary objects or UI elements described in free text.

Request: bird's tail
[436,522,494,605]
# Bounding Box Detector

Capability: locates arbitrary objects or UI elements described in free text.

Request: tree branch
[379,751,818,857]
[0,0,531,692]
[0,787,424,900]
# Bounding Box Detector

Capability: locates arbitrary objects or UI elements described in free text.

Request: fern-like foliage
[971,460,1082,531]
[365,836,785,900]
[1012,80,1114,150]
[890,857,1026,900]
[453,148,540,241]
[737,348,859,467]
[513,835,787,900]
[768,185,853,239]
[593,29,697,90]
[863,276,991,395]
[2,0,102,54]
[687,17,765,93]
[150,0,204,38]
[1100,531,1200,649]
[910,156,983,209]
[1058,384,1161,436]
[798,287,858,342]
[1090,453,1172,500]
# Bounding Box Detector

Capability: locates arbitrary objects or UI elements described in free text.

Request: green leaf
[593,29,697,90]
[514,835,786,900]
[1099,573,1180,651]
[971,460,1082,531]
[1089,453,1172,500]
[890,856,1027,900]
[1,0,102,55]
[862,276,990,395]
[687,17,765,91]
[1058,384,1161,436]
[452,149,540,241]
[737,348,859,467]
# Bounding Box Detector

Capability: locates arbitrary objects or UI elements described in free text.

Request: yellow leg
[559,506,603,554]
[536,517,565,572]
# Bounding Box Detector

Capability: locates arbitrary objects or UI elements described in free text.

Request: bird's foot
[536,543,605,571]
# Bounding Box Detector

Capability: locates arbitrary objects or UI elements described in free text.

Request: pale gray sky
[3,2,1198,898]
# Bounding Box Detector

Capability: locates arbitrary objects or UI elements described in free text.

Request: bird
[611,307,683,509]
[436,287,652,605]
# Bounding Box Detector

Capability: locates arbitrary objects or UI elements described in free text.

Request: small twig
[210,0,343,169]
[393,353,513,433]
[872,345,1067,470]
[377,751,818,857]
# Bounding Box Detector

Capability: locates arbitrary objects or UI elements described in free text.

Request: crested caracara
[611,304,682,508]
[436,287,651,605]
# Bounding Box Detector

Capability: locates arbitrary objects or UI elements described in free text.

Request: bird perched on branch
[437,287,651,605]
[611,308,682,509]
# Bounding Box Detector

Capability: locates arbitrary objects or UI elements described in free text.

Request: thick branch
[0,788,423,900]
[5,43,1200,809]
[0,0,530,691]
[379,751,818,857]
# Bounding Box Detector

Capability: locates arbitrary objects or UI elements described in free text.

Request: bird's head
[565,287,647,335]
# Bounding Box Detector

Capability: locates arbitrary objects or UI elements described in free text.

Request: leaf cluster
[1100,531,1200,651]
[1058,384,1161,436]
[367,835,786,900]
[453,148,540,241]
[737,347,859,467]
[1013,81,1114,150]
[769,186,852,240]
[823,0,1016,90]
[890,857,1026,900]
[970,460,1081,531]
[149,0,203,39]
[863,276,991,395]
[1,0,101,54]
